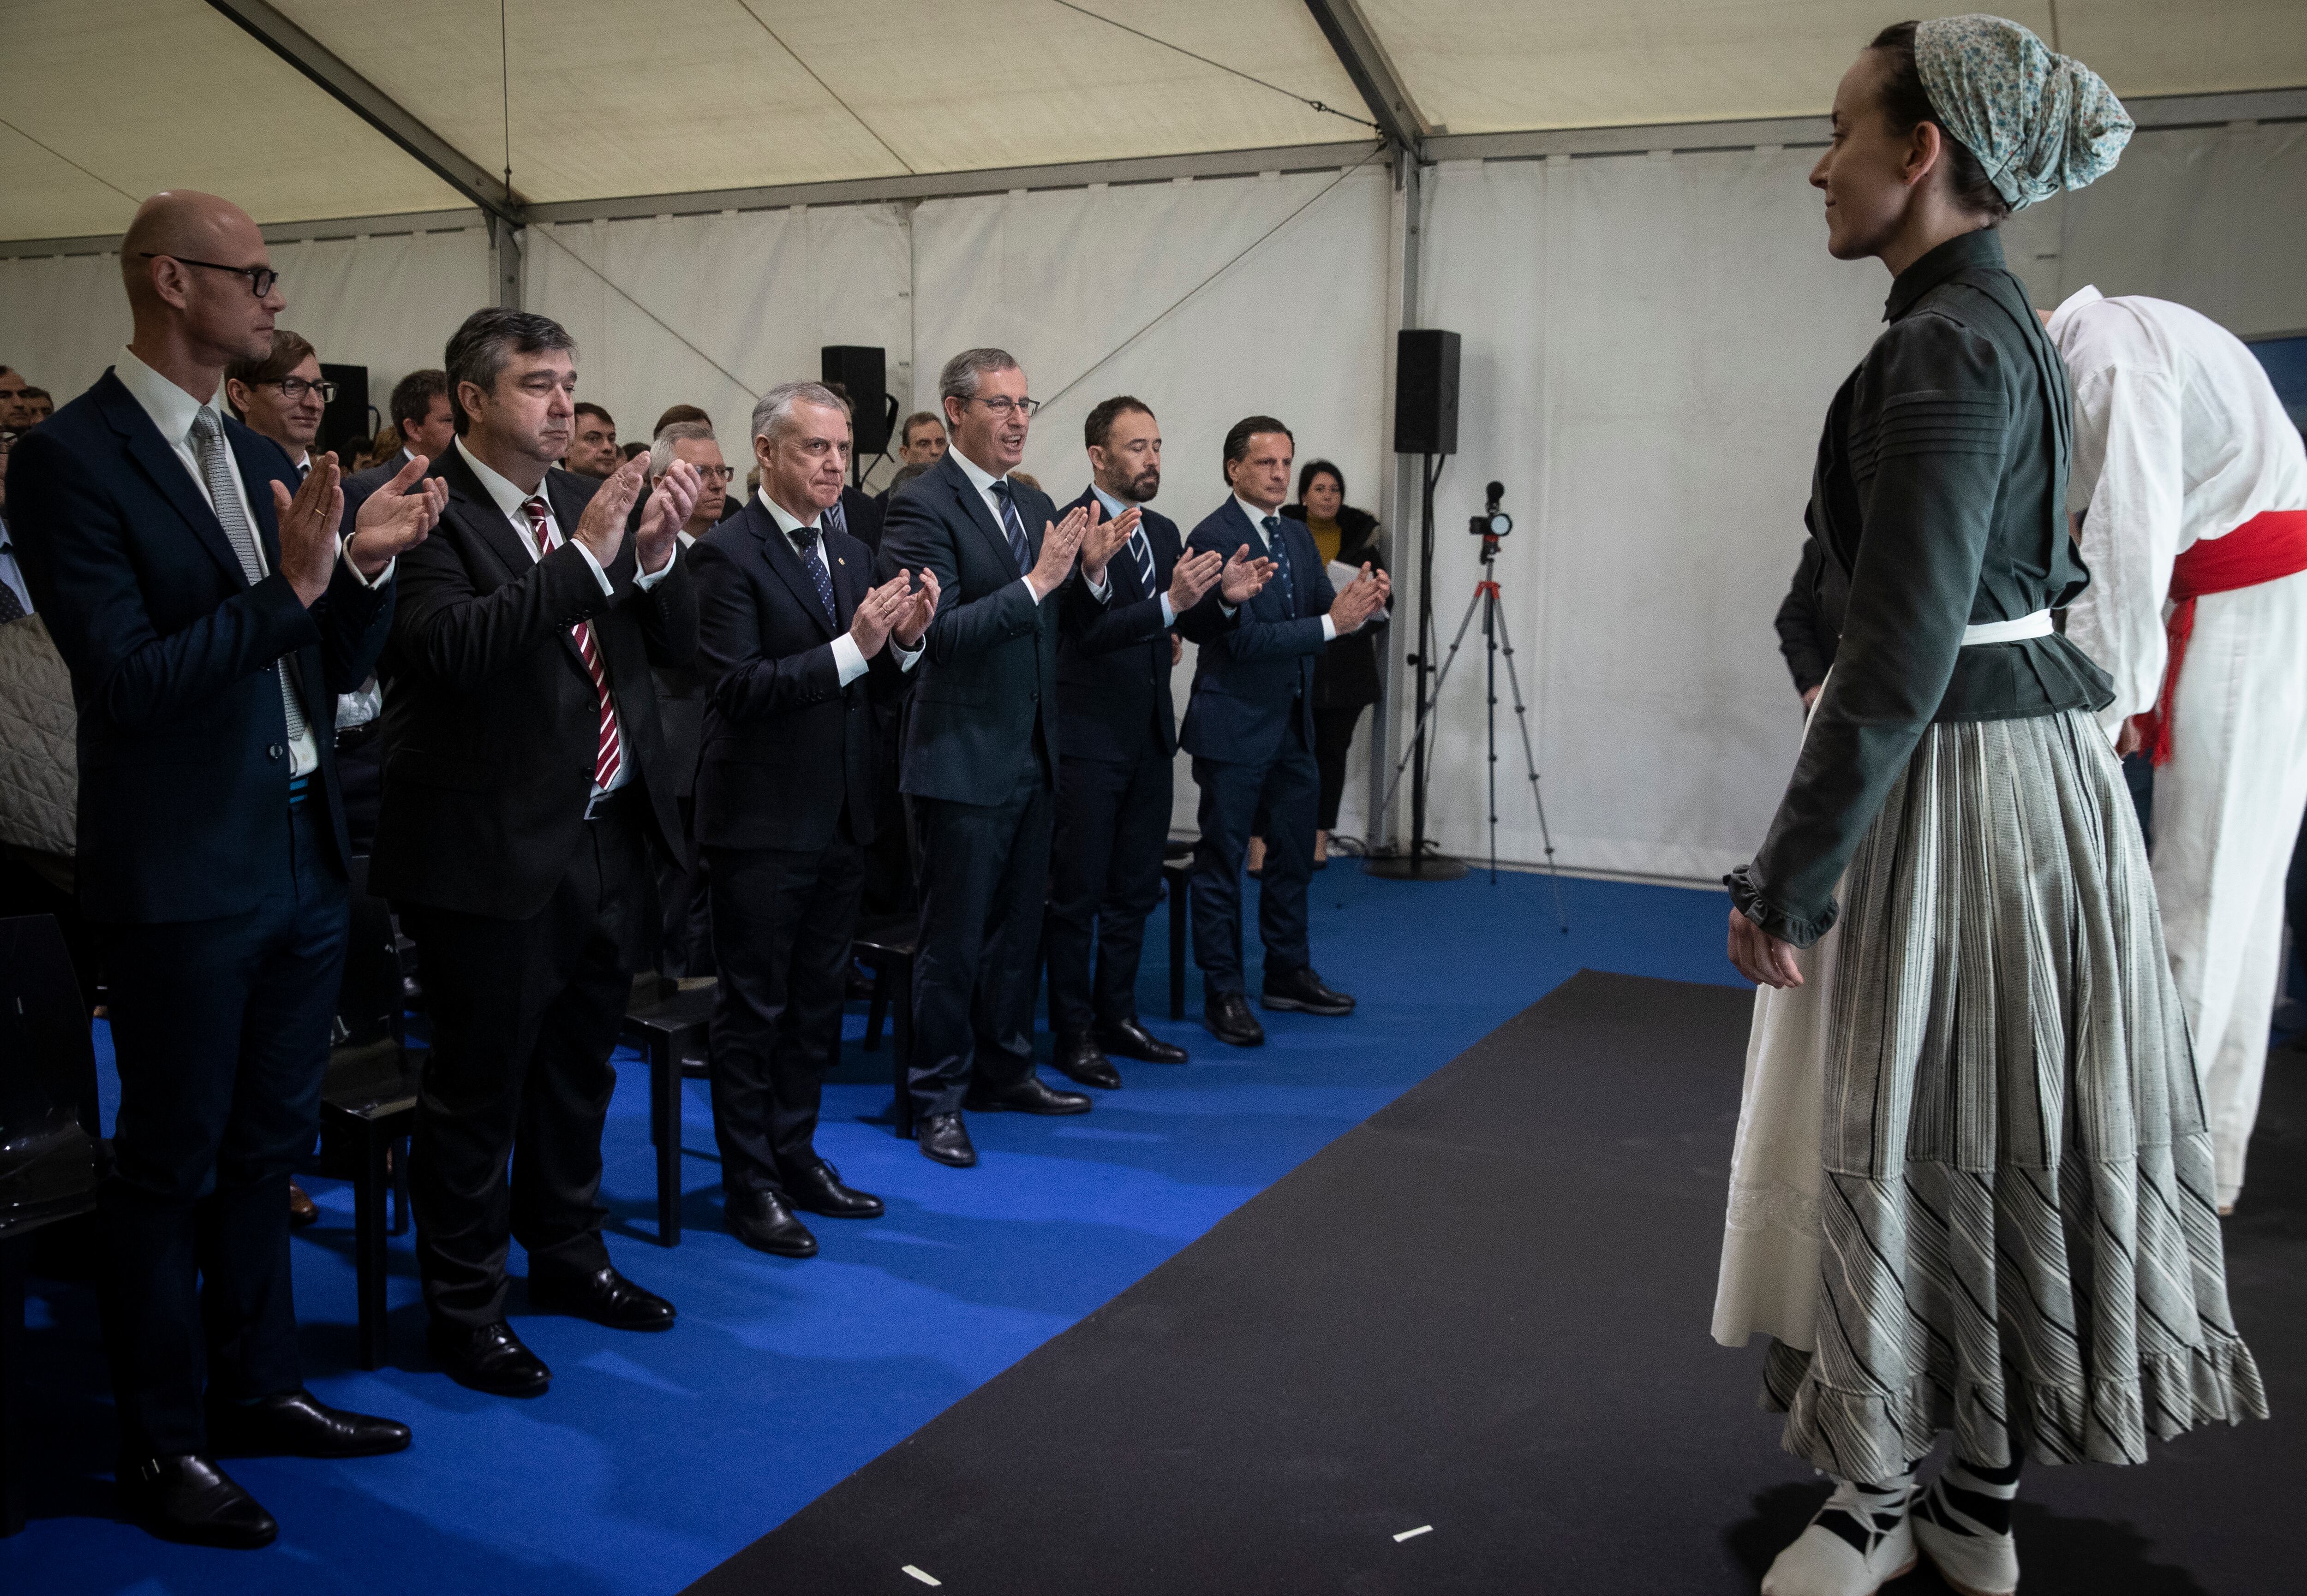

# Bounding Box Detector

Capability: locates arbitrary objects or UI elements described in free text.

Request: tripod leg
[1375,584,1486,836]
[1489,603,1571,933]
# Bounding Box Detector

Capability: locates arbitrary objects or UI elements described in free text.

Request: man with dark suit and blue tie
[1180,417,1390,1046]
[688,381,936,1253]
[1044,397,1247,1086]
[5,190,443,1547]
[880,348,1127,1167]
[372,308,703,1400]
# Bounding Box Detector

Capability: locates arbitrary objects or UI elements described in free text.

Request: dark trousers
[335,727,383,856]
[1192,715,1319,994]
[1046,740,1172,1035]
[656,794,714,980]
[909,755,1052,1119]
[401,804,646,1328]
[1312,704,1365,832]
[860,711,916,917]
[705,822,867,1197]
[98,800,347,1457]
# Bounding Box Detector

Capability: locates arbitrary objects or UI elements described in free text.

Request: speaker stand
[1365,452,1466,881]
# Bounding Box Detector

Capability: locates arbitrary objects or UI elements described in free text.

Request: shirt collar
[455,435,546,520]
[1883,227,2006,322]
[115,345,221,451]
[951,446,1005,497]
[1236,494,1283,535]
[2045,283,2104,350]
[1090,482,1134,522]
[756,487,823,536]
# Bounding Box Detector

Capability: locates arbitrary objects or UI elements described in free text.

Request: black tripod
[1375,523,1569,930]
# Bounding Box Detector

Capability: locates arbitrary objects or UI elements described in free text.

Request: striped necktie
[991,480,1033,572]
[1129,522,1156,597]
[190,410,311,751]
[520,495,624,790]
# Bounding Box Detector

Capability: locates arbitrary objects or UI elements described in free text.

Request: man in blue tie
[1179,417,1389,1046]
[1046,398,1248,1086]
[879,349,1121,1166]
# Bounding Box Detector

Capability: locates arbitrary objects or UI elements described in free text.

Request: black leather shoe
[1261,965,1356,1016]
[428,1318,552,1397]
[785,1160,884,1219]
[208,1389,411,1458]
[728,1189,819,1257]
[1098,1015,1189,1064]
[1053,1032,1122,1090]
[915,1112,978,1167]
[966,1074,1093,1115]
[530,1264,677,1331]
[1204,989,1266,1047]
[119,1454,277,1549]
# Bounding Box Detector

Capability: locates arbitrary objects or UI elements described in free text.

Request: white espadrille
[1913,1469,2020,1596]
[1760,1477,1917,1596]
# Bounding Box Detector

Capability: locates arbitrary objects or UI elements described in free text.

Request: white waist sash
[1960,609,2054,646]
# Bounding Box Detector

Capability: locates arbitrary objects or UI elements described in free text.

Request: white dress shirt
[757,489,923,685]
[1234,494,1337,642]
[116,345,399,777]
[2049,286,2307,728]
[0,516,33,617]
[950,446,1107,603]
[1091,483,1175,627]
[455,436,676,794]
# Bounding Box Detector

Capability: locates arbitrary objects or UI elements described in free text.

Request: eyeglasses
[972,395,1041,419]
[691,464,735,483]
[138,253,280,298]
[261,377,337,403]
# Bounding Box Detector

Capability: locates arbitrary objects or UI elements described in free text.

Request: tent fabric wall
[522,205,914,452]
[907,164,1395,836]
[0,226,491,441]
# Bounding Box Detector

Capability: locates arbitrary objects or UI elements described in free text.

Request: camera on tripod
[1469,481,1512,540]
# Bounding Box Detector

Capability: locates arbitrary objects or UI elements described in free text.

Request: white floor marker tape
[1393,1525,1434,1543]
[902,1566,942,1587]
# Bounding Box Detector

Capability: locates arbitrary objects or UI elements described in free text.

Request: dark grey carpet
[688,970,2299,1595]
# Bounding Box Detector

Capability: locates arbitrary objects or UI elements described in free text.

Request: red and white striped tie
[520,496,623,790]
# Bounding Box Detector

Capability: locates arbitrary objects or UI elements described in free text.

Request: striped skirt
[1720,709,2266,1480]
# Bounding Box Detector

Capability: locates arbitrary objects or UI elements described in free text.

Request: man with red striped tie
[372,308,703,1398]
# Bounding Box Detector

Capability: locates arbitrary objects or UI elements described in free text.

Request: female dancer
[1715,18,2265,1596]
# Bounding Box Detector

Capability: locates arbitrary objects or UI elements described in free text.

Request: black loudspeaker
[320,363,371,456]
[820,346,893,454]
[1393,329,1460,456]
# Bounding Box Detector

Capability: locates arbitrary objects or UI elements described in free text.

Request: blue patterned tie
[1129,523,1156,598]
[823,497,847,538]
[991,480,1033,573]
[1262,515,1296,615]
[790,526,838,626]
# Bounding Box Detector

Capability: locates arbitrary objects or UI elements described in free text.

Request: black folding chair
[852,913,918,1138]
[618,978,713,1247]
[1163,840,1195,1020]
[0,914,102,1536]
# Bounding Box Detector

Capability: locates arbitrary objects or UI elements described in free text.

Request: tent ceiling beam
[203,0,523,224]
[1302,0,1431,155]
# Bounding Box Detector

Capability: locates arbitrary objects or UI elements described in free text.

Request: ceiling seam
[0,114,141,205]
[1048,0,1379,133]
[732,0,917,176]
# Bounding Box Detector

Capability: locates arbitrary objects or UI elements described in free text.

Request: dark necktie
[991,480,1032,573]
[1262,515,1296,614]
[1129,522,1156,598]
[790,525,839,625]
[0,565,23,624]
[823,497,847,538]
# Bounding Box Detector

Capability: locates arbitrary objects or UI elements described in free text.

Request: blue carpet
[4,868,1736,1596]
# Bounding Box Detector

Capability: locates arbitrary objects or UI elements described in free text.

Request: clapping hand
[849,572,912,657]
[1165,547,1224,612]
[1080,502,1136,585]
[574,453,651,569]
[1028,504,1090,599]
[271,454,347,607]
[634,459,701,572]
[1218,544,1275,605]
[346,452,446,578]
[891,567,939,649]
[1329,563,1389,633]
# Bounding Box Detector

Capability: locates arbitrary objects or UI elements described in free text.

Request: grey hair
[938,348,1020,407]
[649,419,715,478]
[748,380,846,447]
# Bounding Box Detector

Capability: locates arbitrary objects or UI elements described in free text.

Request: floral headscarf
[1915,14,2133,209]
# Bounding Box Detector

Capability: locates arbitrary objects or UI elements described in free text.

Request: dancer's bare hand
[1727,909,1803,989]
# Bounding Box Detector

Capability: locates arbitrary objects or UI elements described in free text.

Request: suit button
[268,744,284,760]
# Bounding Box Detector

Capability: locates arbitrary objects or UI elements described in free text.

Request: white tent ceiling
[4,0,2301,243]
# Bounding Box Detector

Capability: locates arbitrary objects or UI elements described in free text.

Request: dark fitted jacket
[1730,228,2114,947]
[371,444,698,919]
[688,496,901,851]
[1057,486,1182,764]
[1282,500,1387,710]
[879,449,1064,803]
[7,370,391,922]
[1177,497,1338,766]
[834,484,884,554]
[1773,533,1850,696]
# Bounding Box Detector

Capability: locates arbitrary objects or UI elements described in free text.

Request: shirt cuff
[893,636,925,673]
[572,539,616,596]
[1159,594,1175,627]
[631,544,676,590]
[342,542,395,590]
[832,631,868,686]
[1086,570,1112,603]
[1321,614,1339,643]
[1022,574,1049,606]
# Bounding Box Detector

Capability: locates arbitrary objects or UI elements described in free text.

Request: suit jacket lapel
[753,504,837,640]
[947,458,1021,580]
[99,376,247,590]
[438,450,592,674]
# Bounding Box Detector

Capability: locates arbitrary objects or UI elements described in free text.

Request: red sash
[2138,509,2307,765]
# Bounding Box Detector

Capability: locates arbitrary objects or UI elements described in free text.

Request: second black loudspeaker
[1393,328,1460,456]
[820,345,894,454]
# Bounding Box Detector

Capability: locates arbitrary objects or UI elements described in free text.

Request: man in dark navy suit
[372,308,702,1400]
[343,368,454,524]
[6,190,442,1548]
[1179,417,1389,1046]
[1044,397,1243,1087]
[688,381,935,1255]
[879,348,1125,1167]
